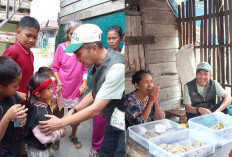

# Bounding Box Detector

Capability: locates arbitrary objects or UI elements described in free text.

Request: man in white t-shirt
[39,24,125,157]
[183,62,231,120]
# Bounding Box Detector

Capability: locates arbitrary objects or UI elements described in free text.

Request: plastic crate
[188,112,232,147]
[128,119,186,148]
[148,129,215,157]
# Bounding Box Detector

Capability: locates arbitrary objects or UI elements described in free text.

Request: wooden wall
[58,0,125,25]
[125,0,181,111]
[141,0,181,111]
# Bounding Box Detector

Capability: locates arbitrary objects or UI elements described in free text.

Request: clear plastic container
[148,129,215,157]
[227,105,232,116]
[56,90,64,107]
[128,119,187,148]
[188,112,232,147]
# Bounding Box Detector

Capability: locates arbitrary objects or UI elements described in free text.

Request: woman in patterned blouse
[125,70,164,128]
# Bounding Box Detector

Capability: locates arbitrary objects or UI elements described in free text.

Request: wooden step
[165,109,187,123]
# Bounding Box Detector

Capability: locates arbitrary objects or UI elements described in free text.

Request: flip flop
[69,136,82,148]
[89,148,100,157]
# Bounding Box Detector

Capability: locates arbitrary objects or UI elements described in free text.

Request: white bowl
[155,124,167,133]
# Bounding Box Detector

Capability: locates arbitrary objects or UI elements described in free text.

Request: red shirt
[2,41,34,93]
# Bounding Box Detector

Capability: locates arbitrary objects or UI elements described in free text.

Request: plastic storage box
[128,119,186,148]
[227,105,232,116]
[148,129,215,157]
[188,112,232,147]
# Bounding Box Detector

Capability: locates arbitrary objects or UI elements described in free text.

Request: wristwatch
[72,107,78,113]
[196,107,200,114]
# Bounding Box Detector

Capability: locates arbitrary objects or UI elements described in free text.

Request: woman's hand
[148,85,160,104]
[79,80,88,94]
[56,82,62,92]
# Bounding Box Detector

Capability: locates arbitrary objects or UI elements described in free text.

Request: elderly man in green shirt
[183,62,232,120]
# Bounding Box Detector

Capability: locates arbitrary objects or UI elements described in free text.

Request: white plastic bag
[176,44,196,90]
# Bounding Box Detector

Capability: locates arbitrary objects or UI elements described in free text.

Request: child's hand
[20,113,27,127]
[79,80,88,94]
[16,91,27,104]
[60,128,66,138]
[5,104,28,122]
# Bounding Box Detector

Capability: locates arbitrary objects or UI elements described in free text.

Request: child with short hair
[3,16,40,103]
[0,56,28,157]
[24,72,66,157]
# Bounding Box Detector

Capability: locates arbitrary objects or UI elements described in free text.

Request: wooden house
[125,0,181,112]
[56,0,125,49]
[125,0,232,119]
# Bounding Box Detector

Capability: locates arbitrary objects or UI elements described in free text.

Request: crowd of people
[0,16,125,157]
[0,15,232,157]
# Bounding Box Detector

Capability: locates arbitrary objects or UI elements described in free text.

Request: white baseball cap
[196,62,212,72]
[64,24,102,53]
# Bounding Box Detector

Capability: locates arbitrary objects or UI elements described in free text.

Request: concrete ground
[52,118,92,157]
[32,48,93,157]
[32,48,54,72]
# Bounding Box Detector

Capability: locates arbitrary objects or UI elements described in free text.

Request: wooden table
[126,134,232,157]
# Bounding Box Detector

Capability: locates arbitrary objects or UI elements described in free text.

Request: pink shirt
[51,43,88,100]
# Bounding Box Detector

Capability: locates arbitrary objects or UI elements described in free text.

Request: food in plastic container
[210,121,226,130]
[142,131,158,139]
[128,119,186,148]
[148,129,215,157]
[188,112,232,147]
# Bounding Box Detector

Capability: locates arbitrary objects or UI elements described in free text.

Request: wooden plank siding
[140,0,181,110]
[142,10,176,24]
[125,15,145,73]
[178,0,232,95]
[58,0,125,24]
[125,0,181,111]
[60,0,111,17]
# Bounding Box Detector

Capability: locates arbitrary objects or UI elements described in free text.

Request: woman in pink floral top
[51,20,88,149]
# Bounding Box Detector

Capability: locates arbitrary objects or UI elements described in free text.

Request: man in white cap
[39,24,125,157]
[183,62,231,120]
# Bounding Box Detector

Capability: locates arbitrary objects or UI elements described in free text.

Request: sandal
[52,140,60,150]
[89,148,100,157]
[69,136,82,148]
